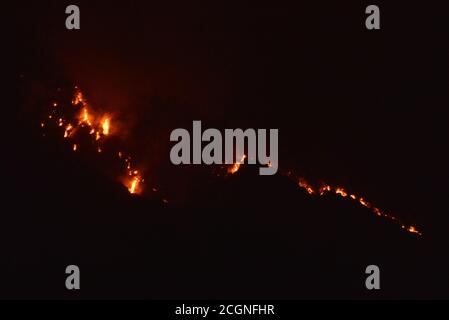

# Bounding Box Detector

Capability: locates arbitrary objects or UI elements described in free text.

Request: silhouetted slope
[2,126,448,299]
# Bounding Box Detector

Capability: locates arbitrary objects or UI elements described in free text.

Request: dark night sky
[3,1,449,298]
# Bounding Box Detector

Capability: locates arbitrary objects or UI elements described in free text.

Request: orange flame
[228,155,247,174]
[72,91,84,105]
[407,226,420,235]
[64,124,73,138]
[290,175,422,236]
[102,117,111,136]
[43,87,149,196]
[41,87,423,235]
[298,178,315,195]
[128,176,141,194]
[335,188,348,197]
[79,108,92,126]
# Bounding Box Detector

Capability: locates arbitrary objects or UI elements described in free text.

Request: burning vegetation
[287,172,422,236]
[40,87,421,236]
[225,158,421,236]
[41,87,144,196]
[227,155,247,175]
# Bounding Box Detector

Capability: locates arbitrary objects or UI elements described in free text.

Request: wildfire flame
[287,172,422,236]
[299,178,315,195]
[228,155,247,175]
[102,117,111,136]
[128,176,141,194]
[41,87,422,236]
[226,160,422,236]
[80,108,92,126]
[72,91,84,105]
[41,87,146,196]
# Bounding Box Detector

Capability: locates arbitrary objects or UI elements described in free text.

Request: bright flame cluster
[41,87,143,195]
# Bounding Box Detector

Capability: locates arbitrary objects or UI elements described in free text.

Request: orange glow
[228,155,247,174]
[289,175,422,236]
[335,188,348,197]
[298,178,315,195]
[64,124,73,138]
[128,176,141,194]
[102,117,111,136]
[359,198,369,208]
[319,185,331,195]
[407,226,421,235]
[40,87,423,236]
[79,108,92,126]
[44,87,149,197]
[72,91,84,105]
[373,207,382,217]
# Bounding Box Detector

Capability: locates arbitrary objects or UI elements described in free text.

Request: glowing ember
[288,174,422,236]
[128,176,141,194]
[79,108,92,126]
[102,117,111,136]
[64,124,73,138]
[407,226,421,235]
[72,91,84,105]
[359,198,369,207]
[298,178,315,195]
[228,155,247,174]
[335,188,348,197]
[319,185,331,195]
